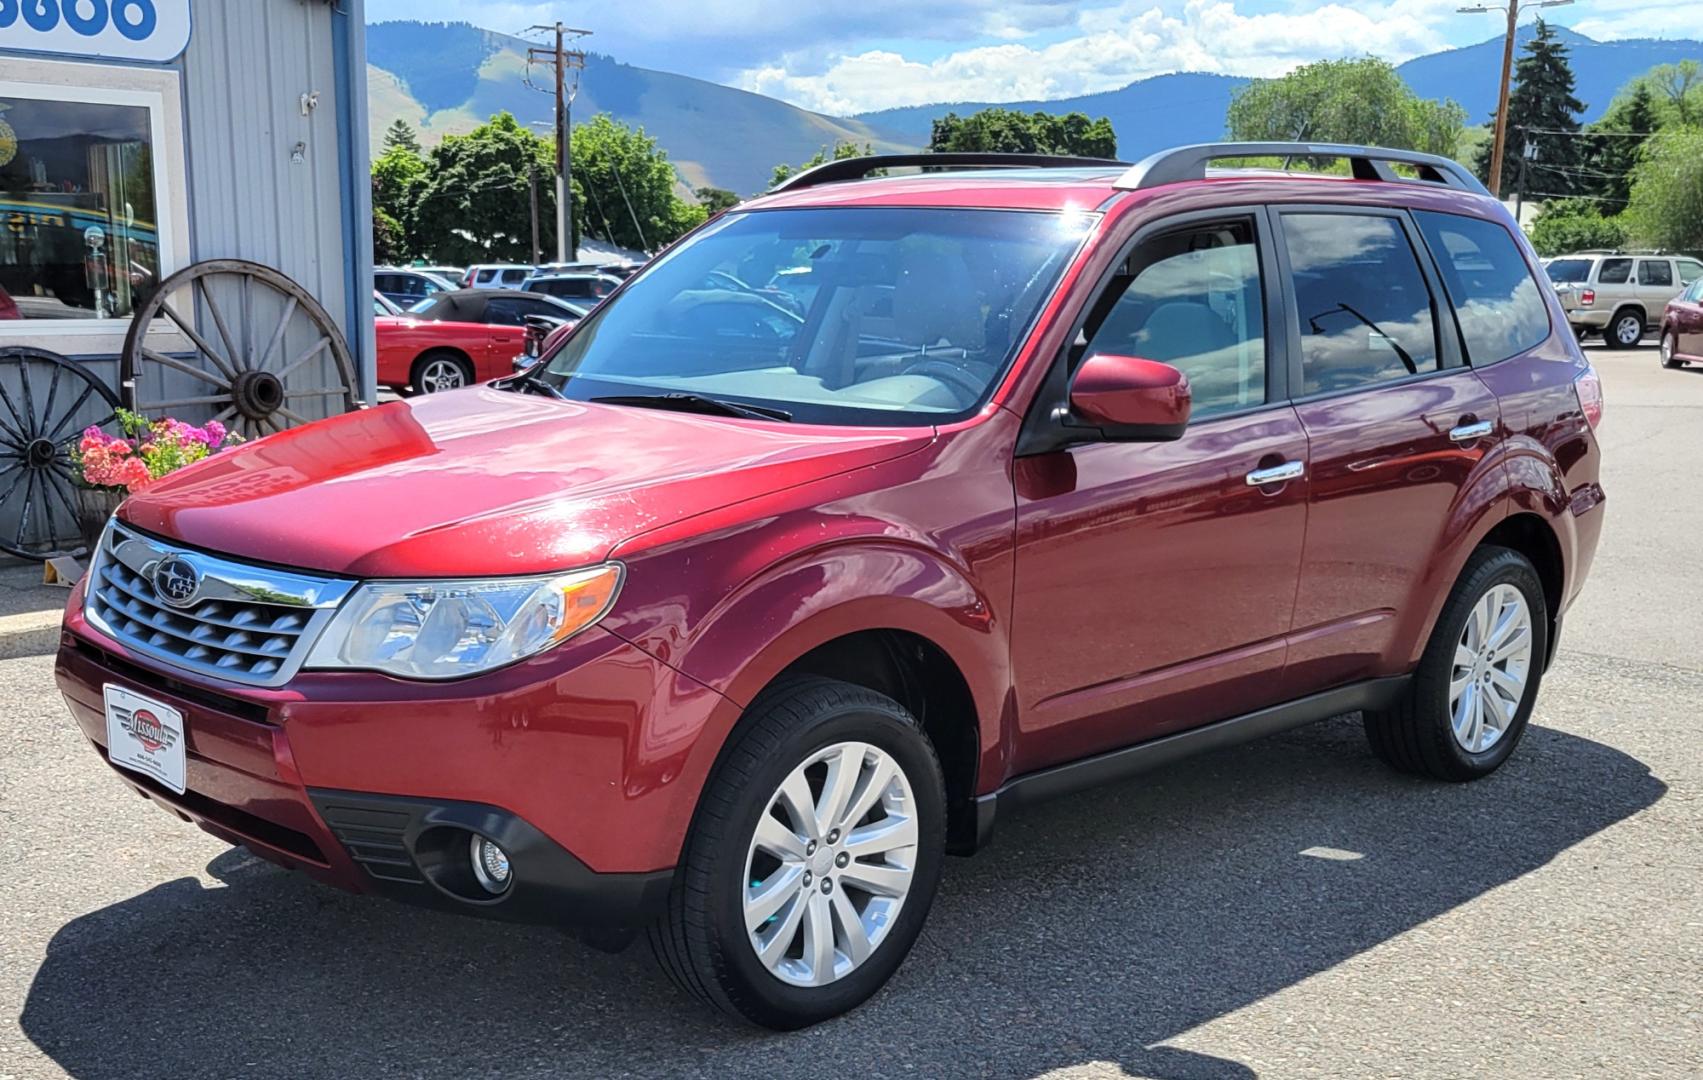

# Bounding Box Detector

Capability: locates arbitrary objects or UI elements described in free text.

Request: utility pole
[528,163,541,264]
[1456,0,1572,198]
[526,24,590,263]
[1514,135,1536,223]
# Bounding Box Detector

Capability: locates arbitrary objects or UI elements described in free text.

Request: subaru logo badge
[151,556,201,608]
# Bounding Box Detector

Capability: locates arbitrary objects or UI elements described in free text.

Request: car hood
[118,386,929,577]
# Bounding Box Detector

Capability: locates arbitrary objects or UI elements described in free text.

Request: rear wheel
[1606,309,1644,350]
[410,351,473,394]
[1661,331,1684,369]
[649,676,946,1029]
[1364,546,1548,781]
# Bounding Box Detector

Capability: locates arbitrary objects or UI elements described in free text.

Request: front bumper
[53,594,715,930]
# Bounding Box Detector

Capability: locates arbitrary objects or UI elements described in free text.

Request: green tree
[1527,198,1627,257]
[1473,19,1584,196]
[694,186,741,214]
[1625,129,1703,252]
[929,108,1117,158]
[1646,60,1702,128]
[1587,83,1659,215]
[570,114,697,252]
[382,119,423,157]
[771,141,869,188]
[371,142,427,261]
[1228,57,1466,159]
[411,112,556,265]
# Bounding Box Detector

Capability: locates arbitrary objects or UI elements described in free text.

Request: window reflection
[0,95,161,322]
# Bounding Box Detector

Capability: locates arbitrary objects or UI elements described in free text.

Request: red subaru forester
[58,144,1605,1029]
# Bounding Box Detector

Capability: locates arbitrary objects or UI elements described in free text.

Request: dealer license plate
[103,684,187,795]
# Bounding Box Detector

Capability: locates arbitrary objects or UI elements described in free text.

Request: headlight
[305,564,623,680]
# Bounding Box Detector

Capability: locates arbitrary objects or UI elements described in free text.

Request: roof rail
[769,152,1129,193]
[1114,142,1489,196]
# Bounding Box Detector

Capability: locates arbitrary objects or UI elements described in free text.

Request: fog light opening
[470,834,512,895]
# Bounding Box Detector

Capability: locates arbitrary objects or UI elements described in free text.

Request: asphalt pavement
[1,340,1698,1079]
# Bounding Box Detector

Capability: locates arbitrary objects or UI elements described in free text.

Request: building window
[0,79,176,330]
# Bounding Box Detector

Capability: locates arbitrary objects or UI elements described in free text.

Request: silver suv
[1548,252,1703,348]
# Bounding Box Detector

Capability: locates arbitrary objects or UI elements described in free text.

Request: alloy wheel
[1661,333,1677,367]
[743,741,918,988]
[1615,315,1642,346]
[1449,583,1534,754]
[419,359,467,393]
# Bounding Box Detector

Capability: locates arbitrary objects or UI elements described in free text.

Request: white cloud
[1572,0,1702,41]
[739,0,1454,114]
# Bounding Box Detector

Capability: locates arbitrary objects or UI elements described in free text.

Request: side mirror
[1067,354,1191,441]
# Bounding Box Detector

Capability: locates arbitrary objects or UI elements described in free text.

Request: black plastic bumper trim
[308,789,674,930]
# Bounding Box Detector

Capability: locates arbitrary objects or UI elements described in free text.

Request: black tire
[1364,546,1549,782]
[1661,331,1684,369]
[1604,309,1644,350]
[409,350,474,394]
[648,675,946,1029]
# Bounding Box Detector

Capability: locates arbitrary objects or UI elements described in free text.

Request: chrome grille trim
[84,522,356,687]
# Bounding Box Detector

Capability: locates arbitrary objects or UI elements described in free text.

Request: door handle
[1449,420,1494,443]
[1245,461,1305,486]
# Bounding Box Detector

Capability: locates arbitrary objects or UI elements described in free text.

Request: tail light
[1579,289,1595,307]
[1575,362,1603,430]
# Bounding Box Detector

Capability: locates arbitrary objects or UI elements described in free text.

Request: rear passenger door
[1273,207,1501,698]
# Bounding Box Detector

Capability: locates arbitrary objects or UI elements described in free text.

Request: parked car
[413,265,466,285]
[521,271,622,302]
[373,291,402,317]
[0,284,18,320]
[58,145,1604,1031]
[460,264,535,290]
[374,267,456,311]
[515,302,592,371]
[1546,251,1703,347]
[1659,276,1703,369]
[374,288,581,393]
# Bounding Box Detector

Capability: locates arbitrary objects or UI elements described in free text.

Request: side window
[503,268,530,285]
[1281,213,1439,396]
[1598,259,1632,285]
[485,298,525,325]
[1080,218,1267,420]
[1413,211,1551,365]
[1678,259,1703,286]
[1639,260,1674,288]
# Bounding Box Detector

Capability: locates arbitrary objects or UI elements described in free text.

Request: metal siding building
[1,0,376,405]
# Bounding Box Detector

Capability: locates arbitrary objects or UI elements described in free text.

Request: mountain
[365,21,913,197]
[367,21,1703,193]
[856,73,1250,162]
[855,29,1702,159]
[1396,25,1703,124]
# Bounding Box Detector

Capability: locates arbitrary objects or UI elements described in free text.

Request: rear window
[1546,259,1593,284]
[1414,211,1551,365]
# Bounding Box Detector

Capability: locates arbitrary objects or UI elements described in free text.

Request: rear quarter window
[1414,211,1551,365]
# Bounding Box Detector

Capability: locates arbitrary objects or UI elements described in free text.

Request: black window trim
[1016,203,1291,457]
[1409,207,1557,369]
[1269,203,1466,408]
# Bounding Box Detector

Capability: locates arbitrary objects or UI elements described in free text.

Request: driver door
[1010,210,1308,773]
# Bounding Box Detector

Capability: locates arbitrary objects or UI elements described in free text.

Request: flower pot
[75,487,125,557]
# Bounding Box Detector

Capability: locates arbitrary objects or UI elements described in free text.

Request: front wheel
[1364,546,1548,781]
[1661,331,1684,369]
[410,351,474,394]
[650,676,946,1029]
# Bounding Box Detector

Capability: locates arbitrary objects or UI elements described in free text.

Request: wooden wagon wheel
[121,259,361,438]
[0,348,122,561]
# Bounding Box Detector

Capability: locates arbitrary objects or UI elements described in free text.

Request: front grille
[85,522,356,687]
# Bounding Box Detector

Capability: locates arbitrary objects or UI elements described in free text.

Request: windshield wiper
[591,392,793,422]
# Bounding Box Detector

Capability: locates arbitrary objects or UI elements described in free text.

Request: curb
[0,610,62,660]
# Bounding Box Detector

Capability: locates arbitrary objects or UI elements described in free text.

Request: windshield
[534,207,1093,425]
[1546,258,1593,284]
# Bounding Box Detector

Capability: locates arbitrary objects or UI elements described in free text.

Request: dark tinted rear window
[1546,259,1592,284]
[1599,258,1632,284]
[1414,211,1551,365]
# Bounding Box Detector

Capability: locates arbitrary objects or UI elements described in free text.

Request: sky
[361,0,1700,115]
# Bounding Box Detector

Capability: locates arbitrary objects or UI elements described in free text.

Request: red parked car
[375,288,583,393]
[58,145,1604,1029]
[1660,276,1703,368]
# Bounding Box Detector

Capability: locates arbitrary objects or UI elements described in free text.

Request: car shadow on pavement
[19,717,1664,1080]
